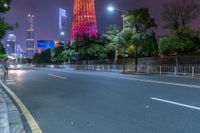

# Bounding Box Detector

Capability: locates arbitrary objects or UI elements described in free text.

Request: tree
[124,8,157,33]
[51,46,65,64]
[0,0,13,61]
[61,49,75,64]
[78,34,108,64]
[124,8,157,72]
[0,0,11,13]
[87,43,107,63]
[159,29,198,65]
[32,49,52,64]
[114,28,133,72]
[0,0,12,40]
[106,25,122,64]
[0,42,7,61]
[161,0,200,34]
[140,32,158,57]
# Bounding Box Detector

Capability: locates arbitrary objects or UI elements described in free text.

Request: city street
[1,68,200,133]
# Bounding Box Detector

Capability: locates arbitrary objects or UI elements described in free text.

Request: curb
[0,87,25,133]
[0,89,10,133]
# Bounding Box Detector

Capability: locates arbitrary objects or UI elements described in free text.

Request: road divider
[151,97,200,111]
[0,80,43,133]
[48,73,67,80]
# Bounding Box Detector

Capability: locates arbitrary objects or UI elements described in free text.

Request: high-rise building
[25,14,35,59]
[59,8,67,41]
[71,0,97,40]
[5,31,16,55]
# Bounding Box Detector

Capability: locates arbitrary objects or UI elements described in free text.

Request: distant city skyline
[4,0,200,49]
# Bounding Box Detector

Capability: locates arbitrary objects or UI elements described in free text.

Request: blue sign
[37,40,55,49]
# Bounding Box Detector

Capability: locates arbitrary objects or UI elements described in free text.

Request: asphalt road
[1,68,200,133]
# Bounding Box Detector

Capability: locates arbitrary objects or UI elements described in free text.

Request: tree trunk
[123,52,126,73]
[135,50,138,73]
[175,53,178,67]
[113,49,118,65]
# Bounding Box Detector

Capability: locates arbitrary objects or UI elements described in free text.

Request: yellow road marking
[0,80,43,133]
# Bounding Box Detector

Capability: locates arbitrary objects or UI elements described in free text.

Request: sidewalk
[0,87,25,133]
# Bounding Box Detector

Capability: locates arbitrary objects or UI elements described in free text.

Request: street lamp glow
[4,3,8,8]
[60,31,65,36]
[107,6,114,12]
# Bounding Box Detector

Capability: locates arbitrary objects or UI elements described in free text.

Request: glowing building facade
[59,8,67,41]
[5,31,16,55]
[71,0,97,40]
[25,14,35,59]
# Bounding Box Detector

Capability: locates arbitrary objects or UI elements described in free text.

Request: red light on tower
[71,0,97,40]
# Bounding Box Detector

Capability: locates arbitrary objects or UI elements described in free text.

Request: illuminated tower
[59,8,67,41]
[71,0,97,40]
[5,31,16,55]
[26,14,35,59]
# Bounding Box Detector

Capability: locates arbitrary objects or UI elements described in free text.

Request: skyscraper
[71,0,97,40]
[59,8,67,41]
[25,14,35,59]
[5,31,16,55]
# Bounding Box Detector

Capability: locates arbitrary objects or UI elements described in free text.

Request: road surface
[1,68,200,133]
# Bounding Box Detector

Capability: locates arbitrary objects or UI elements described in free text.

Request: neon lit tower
[71,0,97,40]
[26,14,35,59]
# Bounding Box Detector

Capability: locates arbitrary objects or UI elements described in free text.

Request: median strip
[48,73,67,80]
[151,97,200,111]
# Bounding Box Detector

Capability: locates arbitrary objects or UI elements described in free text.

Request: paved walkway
[0,86,25,133]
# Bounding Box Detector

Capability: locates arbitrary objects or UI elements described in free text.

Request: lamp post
[72,15,79,65]
[107,6,126,30]
[107,5,126,72]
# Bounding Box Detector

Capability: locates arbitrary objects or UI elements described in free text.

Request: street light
[107,5,126,72]
[4,3,8,8]
[107,6,114,12]
[60,31,65,36]
[107,5,126,30]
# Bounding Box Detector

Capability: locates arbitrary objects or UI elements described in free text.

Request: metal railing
[60,65,200,77]
[44,64,200,77]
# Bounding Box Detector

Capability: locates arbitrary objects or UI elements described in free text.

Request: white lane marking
[48,73,67,80]
[0,80,43,133]
[105,76,200,89]
[46,69,200,89]
[6,79,14,82]
[129,78,200,89]
[151,97,200,111]
[6,82,15,85]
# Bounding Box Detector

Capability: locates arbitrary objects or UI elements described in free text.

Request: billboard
[37,40,55,49]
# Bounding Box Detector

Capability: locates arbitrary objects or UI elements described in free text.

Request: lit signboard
[37,40,55,49]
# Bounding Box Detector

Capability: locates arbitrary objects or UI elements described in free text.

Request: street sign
[37,40,55,49]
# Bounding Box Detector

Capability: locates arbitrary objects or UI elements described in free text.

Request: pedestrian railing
[65,64,200,77]
[44,64,200,77]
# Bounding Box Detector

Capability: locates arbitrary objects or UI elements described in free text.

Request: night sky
[4,0,200,48]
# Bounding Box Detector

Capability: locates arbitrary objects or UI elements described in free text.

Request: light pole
[107,6,126,30]
[72,15,79,65]
[107,5,126,72]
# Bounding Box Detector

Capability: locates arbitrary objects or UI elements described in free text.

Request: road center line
[151,97,200,111]
[48,73,67,80]
[0,80,43,133]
